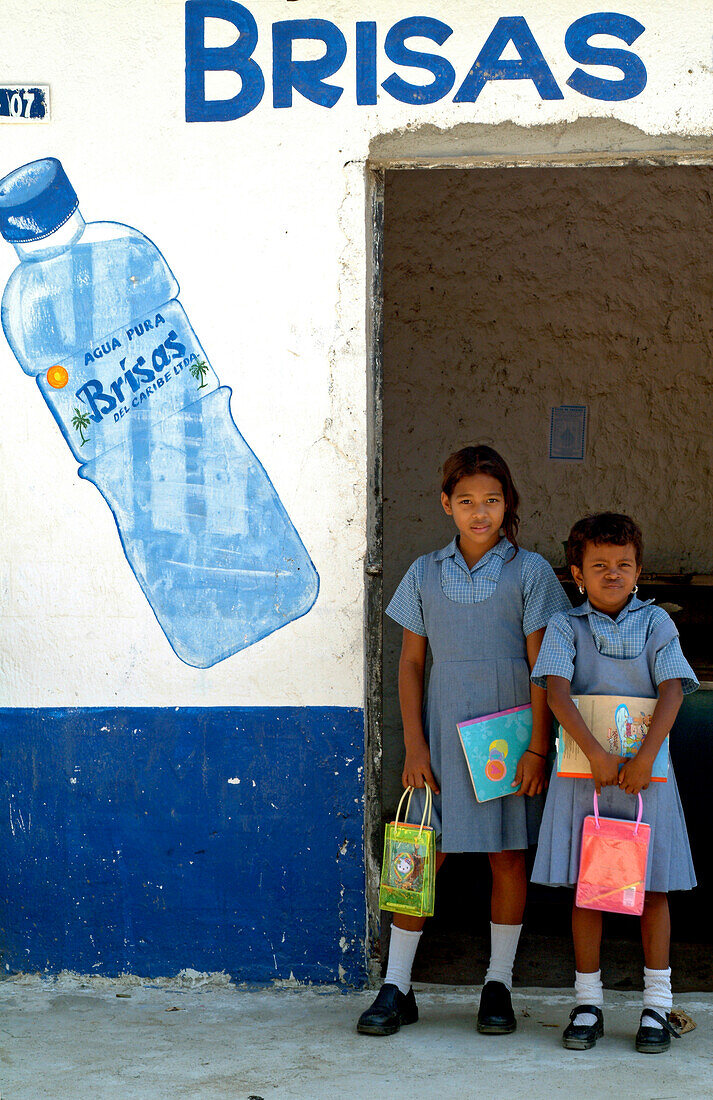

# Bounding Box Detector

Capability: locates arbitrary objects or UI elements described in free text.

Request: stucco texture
[382,165,713,806]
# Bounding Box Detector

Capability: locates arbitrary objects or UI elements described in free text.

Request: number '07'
[185,2,647,122]
[7,91,35,118]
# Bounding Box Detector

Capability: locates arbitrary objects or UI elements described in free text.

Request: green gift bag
[379,786,436,918]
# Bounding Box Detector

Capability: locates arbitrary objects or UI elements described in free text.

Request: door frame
[362,142,713,983]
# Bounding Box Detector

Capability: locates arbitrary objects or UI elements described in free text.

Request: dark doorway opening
[378,164,713,990]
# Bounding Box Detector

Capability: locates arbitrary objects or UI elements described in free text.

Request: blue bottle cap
[0,157,78,243]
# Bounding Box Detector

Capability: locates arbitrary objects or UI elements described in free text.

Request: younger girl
[531,513,697,1054]
[357,445,570,1036]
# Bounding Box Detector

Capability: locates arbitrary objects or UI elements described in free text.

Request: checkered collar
[571,594,654,624]
[435,536,512,572]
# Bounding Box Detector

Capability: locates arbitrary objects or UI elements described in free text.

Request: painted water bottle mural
[0,157,319,667]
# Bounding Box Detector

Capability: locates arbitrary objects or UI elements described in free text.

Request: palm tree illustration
[71,407,90,447]
[190,359,210,390]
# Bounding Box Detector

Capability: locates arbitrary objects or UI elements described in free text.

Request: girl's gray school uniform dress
[531,600,697,892]
[387,538,570,853]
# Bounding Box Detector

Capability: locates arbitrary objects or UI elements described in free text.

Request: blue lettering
[155,312,165,326]
[76,380,116,424]
[356,22,377,106]
[110,378,126,404]
[152,343,172,372]
[124,364,142,392]
[85,351,94,366]
[455,16,563,102]
[565,13,646,101]
[382,17,455,105]
[132,355,156,385]
[165,331,187,360]
[185,0,265,122]
[273,19,346,109]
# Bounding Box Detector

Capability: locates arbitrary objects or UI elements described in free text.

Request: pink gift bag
[576,792,651,916]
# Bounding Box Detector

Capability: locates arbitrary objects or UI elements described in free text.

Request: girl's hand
[513,751,546,797]
[590,747,625,794]
[618,754,652,796]
[403,742,440,793]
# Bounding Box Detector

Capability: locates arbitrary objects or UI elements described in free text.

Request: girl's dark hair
[567,513,644,569]
[441,445,520,552]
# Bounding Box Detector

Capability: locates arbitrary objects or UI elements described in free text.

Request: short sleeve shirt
[386,537,570,638]
[531,596,698,694]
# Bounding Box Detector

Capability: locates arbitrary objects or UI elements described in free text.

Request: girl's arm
[514,627,549,796]
[618,678,683,796]
[399,628,440,793]
[547,676,624,794]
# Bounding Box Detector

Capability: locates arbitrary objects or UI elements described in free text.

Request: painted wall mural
[0,157,319,668]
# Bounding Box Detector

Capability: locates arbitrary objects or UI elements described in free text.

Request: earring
[633,584,639,594]
[578,585,585,595]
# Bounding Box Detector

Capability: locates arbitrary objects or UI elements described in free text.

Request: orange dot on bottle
[47,365,69,389]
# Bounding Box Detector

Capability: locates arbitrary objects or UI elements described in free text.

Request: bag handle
[395,784,433,836]
[592,790,644,834]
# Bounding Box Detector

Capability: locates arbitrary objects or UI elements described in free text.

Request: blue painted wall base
[0,707,366,985]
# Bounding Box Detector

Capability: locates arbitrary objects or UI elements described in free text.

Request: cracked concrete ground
[0,978,710,1100]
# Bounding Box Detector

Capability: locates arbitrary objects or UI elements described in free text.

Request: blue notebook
[457,704,533,802]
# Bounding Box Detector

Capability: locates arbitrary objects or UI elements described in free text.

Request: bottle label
[38,300,219,462]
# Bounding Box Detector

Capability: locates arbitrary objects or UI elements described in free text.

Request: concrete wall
[384,166,713,572]
[1,0,713,982]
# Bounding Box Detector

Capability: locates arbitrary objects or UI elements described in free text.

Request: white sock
[573,970,604,1027]
[384,926,422,995]
[642,967,672,1029]
[483,922,522,992]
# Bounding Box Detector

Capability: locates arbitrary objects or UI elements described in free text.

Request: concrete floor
[0,975,710,1100]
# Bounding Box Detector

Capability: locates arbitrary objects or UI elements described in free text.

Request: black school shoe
[635,1009,681,1054]
[477,980,517,1035]
[562,1005,604,1050]
[356,983,418,1036]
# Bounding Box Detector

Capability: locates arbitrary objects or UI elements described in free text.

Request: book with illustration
[457,704,533,802]
[556,695,668,782]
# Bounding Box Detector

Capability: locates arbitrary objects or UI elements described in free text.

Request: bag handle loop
[592,790,644,833]
[395,784,433,836]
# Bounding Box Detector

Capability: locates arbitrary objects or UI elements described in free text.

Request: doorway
[369,162,713,989]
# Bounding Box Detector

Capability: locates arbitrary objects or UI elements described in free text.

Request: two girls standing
[358,446,697,1053]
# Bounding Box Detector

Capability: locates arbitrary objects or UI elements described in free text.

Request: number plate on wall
[0,86,49,122]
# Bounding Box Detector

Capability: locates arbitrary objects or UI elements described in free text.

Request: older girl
[358,445,569,1037]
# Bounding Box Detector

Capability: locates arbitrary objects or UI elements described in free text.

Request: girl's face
[441,473,506,558]
[571,541,641,616]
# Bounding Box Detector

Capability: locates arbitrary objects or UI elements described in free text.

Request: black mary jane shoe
[562,1005,604,1050]
[635,1009,681,1054]
[357,983,418,1036]
[477,980,517,1035]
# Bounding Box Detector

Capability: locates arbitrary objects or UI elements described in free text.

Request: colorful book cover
[557,695,669,782]
[457,705,533,803]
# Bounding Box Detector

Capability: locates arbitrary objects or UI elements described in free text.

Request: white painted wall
[1,1,712,706]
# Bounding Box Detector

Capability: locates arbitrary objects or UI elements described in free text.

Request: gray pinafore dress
[406,550,544,852]
[531,614,696,892]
